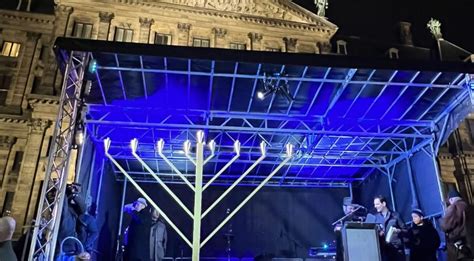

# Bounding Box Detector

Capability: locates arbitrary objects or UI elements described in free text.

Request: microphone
[352,204,367,210]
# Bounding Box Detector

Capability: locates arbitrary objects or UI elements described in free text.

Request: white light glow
[130,138,138,153]
[104,138,111,153]
[286,143,294,157]
[208,139,216,153]
[184,140,191,154]
[260,141,266,155]
[234,140,241,154]
[197,130,204,143]
[257,91,265,100]
[157,139,165,154]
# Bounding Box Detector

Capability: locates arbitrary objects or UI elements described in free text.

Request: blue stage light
[323,243,329,249]
[88,59,97,73]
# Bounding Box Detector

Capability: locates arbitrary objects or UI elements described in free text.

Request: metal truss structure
[30,38,474,260]
[29,50,90,260]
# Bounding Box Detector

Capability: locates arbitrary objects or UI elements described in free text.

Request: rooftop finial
[427,18,443,39]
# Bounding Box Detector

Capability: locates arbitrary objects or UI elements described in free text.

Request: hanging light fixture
[257,72,294,102]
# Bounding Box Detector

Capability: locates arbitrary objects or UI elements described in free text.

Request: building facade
[0,0,472,239]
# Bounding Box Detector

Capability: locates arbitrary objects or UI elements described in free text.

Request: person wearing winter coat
[402,209,440,261]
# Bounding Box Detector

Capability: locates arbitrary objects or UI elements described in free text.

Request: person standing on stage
[401,208,440,261]
[150,209,167,261]
[440,189,473,261]
[123,197,152,261]
[334,197,366,261]
[373,195,406,261]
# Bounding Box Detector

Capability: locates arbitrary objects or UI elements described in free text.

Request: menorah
[104,130,293,261]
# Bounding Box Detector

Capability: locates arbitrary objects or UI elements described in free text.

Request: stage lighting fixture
[257,73,294,102]
[74,123,85,147]
[88,59,97,73]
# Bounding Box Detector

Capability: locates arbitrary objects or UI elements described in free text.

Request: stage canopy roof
[54,38,474,188]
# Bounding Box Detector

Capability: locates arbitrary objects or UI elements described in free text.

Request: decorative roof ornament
[315,0,328,17]
[427,18,443,39]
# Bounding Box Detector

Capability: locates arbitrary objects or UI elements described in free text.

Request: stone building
[0,0,472,239]
[0,0,337,237]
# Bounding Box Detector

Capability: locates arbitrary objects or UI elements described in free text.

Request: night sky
[1,0,473,51]
[295,0,473,50]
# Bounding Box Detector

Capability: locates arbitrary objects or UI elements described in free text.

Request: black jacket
[402,220,440,261]
[123,207,153,261]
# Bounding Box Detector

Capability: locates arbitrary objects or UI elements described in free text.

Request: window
[0,75,12,105]
[31,76,42,94]
[192,38,210,48]
[11,151,24,173]
[154,33,171,45]
[1,42,21,57]
[336,40,347,55]
[39,46,48,61]
[72,22,93,39]
[114,27,133,42]
[230,43,246,50]
[265,47,281,52]
[388,48,399,59]
[2,192,14,215]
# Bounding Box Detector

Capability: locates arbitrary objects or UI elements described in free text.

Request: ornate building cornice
[55,4,74,15]
[0,116,29,125]
[115,1,336,35]
[0,11,54,26]
[283,37,298,49]
[27,95,60,108]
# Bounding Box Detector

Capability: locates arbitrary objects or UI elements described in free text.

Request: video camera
[66,182,81,196]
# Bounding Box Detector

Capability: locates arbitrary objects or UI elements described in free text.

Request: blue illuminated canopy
[55,38,474,188]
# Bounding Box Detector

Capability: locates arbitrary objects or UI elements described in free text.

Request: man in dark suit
[123,198,152,261]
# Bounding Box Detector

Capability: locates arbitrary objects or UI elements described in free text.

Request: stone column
[212,27,227,48]
[10,32,41,107]
[283,37,298,53]
[98,12,115,40]
[248,32,263,51]
[177,23,191,46]
[10,118,50,235]
[139,17,154,44]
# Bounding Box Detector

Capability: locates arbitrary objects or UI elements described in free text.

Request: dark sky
[295,0,473,50]
[1,0,473,50]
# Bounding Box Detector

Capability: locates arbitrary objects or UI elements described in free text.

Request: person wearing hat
[123,197,152,261]
[334,197,367,261]
[401,208,440,261]
[440,189,473,260]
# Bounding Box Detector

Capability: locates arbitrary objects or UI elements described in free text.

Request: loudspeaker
[343,222,381,261]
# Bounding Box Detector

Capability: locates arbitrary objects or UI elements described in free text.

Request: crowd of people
[335,189,473,261]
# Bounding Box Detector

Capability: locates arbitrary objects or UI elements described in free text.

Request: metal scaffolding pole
[28,50,90,260]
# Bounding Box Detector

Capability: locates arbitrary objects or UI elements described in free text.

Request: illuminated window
[72,22,93,39]
[154,33,171,45]
[192,38,210,48]
[230,43,246,50]
[1,42,21,57]
[114,28,133,42]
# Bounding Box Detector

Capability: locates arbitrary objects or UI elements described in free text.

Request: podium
[343,222,381,261]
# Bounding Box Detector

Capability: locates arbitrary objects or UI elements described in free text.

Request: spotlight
[88,59,97,74]
[257,90,273,100]
[74,123,85,147]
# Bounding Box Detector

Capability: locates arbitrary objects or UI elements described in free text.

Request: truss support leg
[405,158,419,208]
[115,179,127,257]
[430,142,446,211]
[386,166,397,211]
[192,138,204,261]
[28,51,90,261]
